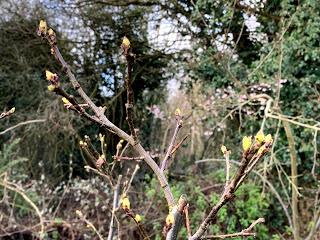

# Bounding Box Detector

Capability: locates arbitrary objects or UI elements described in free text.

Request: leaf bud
[165,212,174,225]
[47,84,56,91]
[134,214,142,223]
[122,36,131,48]
[38,20,47,34]
[221,145,228,155]
[61,97,70,104]
[255,130,265,144]
[75,210,83,217]
[242,136,252,152]
[120,196,131,210]
[9,107,15,114]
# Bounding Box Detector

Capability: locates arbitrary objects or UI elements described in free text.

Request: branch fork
[38,20,273,240]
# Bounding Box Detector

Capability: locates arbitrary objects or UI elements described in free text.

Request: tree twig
[221,147,230,187]
[170,134,190,156]
[161,112,183,171]
[283,120,300,240]
[166,195,188,240]
[204,218,265,239]
[0,119,46,135]
[122,37,138,142]
[113,156,144,161]
[266,112,320,131]
[190,137,272,240]
[123,164,140,195]
[76,210,104,240]
[184,204,192,238]
[40,28,175,208]
[84,165,113,187]
[0,179,44,239]
[0,107,15,120]
[196,158,293,230]
[107,175,122,240]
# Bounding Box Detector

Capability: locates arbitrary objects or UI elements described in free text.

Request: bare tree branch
[122,37,138,142]
[204,218,265,239]
[107,175,122,240]
[0,107,15,120]
[161,111,183,171]
[190,136,272,239]
[39,27,175,208]
[0,119,46,135]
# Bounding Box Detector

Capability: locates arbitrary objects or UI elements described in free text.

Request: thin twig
[190,139,272,239]
[0,119,46,135]
[0,108,15,120]
[0,180,44,239]
[184,204,192,238]
[195,158,293,230]
[205,218,265,239]
[76,211,104,240]
[223,151,230,187]
[84,165,113,187]
[161,114,183,171]
[113,156,144,161]
[170,134,190,156]
[283,120,300,240]
[266,112,320,131]
[122,208,150,240]
[166,195,188,240]
[311,128,319,180]
[107,175,122,240]
[44,36,175,207]
[122,38,138,142]
[123,164,140,195]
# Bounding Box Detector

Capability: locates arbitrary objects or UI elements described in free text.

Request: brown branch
[0,107,15,120]
[113,156,144,161]
[75,210,104,240]
[107,175,122,240]
[184,204,192,238]
[222,148,231,187]
[122,37,138,142]
[84,165,113,187]
[53,87,83,113]
[50,86,99,123]
[204,218,265,239]
[122,208,150,240]
[0,119,46,135]
[83,135,100,159]
[123,164,140,195]
[80,136,109,171]
[161,113,183,171]
[40,29,175,207]
[165,195,188,240]
[190,139,272,240]
[163,134,190,171]
[80,143,99,168]
[283,120,300,240]
[170,134,190,156]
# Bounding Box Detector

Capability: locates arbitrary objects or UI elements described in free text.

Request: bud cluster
[96,154,105,168]
[37,20,57,44]
[45,70,60,91]
[242,130,273,158]
[116,139,125,152]
[0,107,16,119]
[120,195,131,211]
